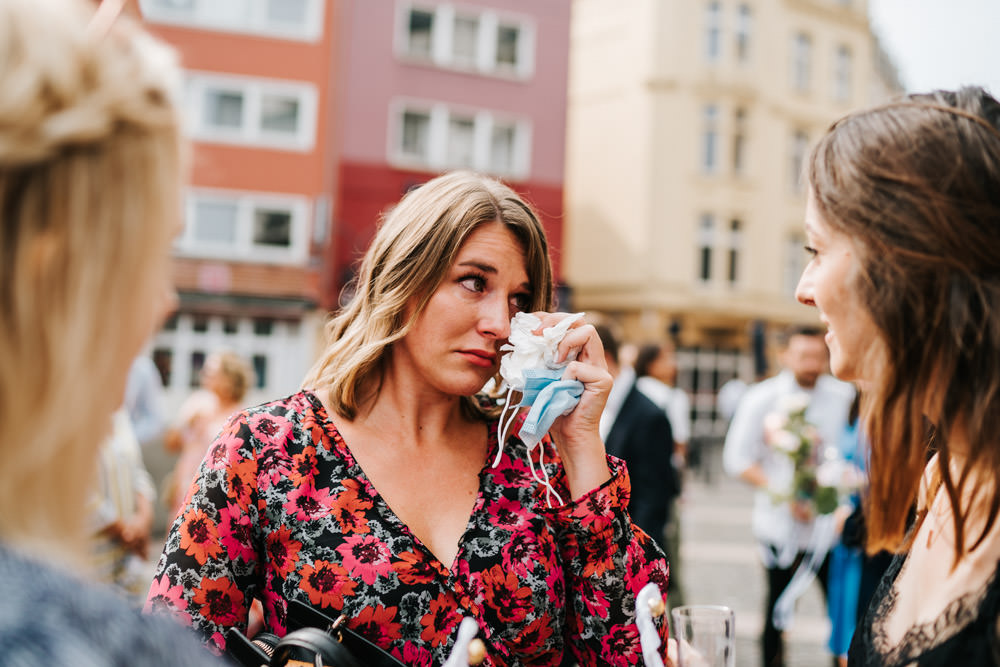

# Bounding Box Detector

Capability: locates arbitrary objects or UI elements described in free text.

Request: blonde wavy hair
[0,0,183,561]
[303,170,554,422]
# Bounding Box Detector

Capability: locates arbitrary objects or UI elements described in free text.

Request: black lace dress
[849,553,1000,665]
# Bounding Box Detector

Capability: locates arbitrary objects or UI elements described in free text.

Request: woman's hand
[528,313,612,499]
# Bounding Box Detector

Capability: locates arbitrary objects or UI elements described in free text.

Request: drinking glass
[670,605,735,667]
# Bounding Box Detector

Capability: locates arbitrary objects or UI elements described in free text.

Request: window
[834,44,852,102]
[452,15,479,67]
[732,108,747,174]
[698,214,715,283]
[261,94,300,133]
[704,2,722,62]
[790,130,809,192]
[490,122,517,174]
[178,190,310,263]
[728,219,742,284]
[191,200,238,244]
[252,354,268,389]
[152,348,173,387]
[446,116,476,168]
[406,8,434,58]
[398,5,534,79]
[253,208,292,247]
[187,73,317,151]
[139,0,324,41]
[189,351,206,388]
[496,24,520,70]
[391,103,530,178]
[400,110,431,160]
[735,4,752,63]
[204,89,244,128]
[792,32,812,92]
[702,105,719,174]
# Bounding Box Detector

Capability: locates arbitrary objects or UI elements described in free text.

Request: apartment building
[331,0,572,302]
[565,0,903,440]
[138,0,342,412]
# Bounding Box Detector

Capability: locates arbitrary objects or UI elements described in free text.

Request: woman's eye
[459,275,486,292]
[511,293,532,313]
[804,245,818,258]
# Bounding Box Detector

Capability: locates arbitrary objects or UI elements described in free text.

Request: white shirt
[636,376,691,444]
[599,366,635,441]
[723,370,855,550]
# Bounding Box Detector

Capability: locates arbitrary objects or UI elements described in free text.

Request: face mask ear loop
[493,387,517,468]
[527,443,565,508]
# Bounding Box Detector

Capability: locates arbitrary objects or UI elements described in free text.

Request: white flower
[771,429,801,454]
[763,412,788,440]
[776,393,810,416]
[499,312,585,391]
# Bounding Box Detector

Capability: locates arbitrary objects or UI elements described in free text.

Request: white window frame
[732,107,747,175]
[701,104,719,174]
[790,130,809,192]
[176,188,311,265]
[395,2,536,80]
[735,4,752,63]
[388,99,532,179]
[697,213,715,284]
[139,0,325,42]
[791,31,812,92]
[727,218,743,286]
[704,1,723,63]
[186,71,318,152]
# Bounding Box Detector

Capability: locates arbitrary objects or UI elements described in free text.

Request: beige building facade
[565,0,902,438]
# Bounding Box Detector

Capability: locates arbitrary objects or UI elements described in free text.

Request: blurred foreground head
[0,0,183,560]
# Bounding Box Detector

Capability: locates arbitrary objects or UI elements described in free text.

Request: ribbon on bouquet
[772,512,838,631]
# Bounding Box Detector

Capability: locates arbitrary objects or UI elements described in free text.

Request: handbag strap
[286,599,407,667]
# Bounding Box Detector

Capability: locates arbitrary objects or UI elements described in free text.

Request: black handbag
[226,599,406,667]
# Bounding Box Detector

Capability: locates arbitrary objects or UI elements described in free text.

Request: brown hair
[808,86,1000,562]
[303,170,553,421]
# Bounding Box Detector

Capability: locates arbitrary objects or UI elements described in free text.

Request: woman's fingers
[528,312,607,368]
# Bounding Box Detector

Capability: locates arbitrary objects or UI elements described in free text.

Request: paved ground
[676,462,834,667]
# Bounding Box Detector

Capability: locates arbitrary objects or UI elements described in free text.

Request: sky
[867,0,1000,96]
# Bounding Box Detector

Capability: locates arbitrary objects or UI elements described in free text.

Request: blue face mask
[517,369,584,450]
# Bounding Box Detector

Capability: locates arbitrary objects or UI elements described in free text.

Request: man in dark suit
[594,324,677,546]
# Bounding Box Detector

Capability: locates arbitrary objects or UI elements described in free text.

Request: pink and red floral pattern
[145,391,669,665]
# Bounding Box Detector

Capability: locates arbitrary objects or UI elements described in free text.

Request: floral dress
[145,391,670,666]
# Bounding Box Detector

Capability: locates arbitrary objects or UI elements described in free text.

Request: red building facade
[331,0,571,305]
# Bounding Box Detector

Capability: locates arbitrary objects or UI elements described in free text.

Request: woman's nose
[795,271,815,307]
[478,294,512,339]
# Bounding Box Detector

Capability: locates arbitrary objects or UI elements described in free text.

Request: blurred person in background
[595,326,677,563]
[125,351,168,450]
[796,86,1000,666]
[634,340,688,606]
[0,0,218,662]
[723,326,855,667]
[91,408,157,605]
[164,349,253,517]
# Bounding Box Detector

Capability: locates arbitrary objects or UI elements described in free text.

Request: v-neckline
[303,390,496,576]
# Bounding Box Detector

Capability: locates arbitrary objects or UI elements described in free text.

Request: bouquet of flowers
[764,394,862,516]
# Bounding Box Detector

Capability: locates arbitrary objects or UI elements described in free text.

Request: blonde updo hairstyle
[0,0,183,560]
[304,170,554,422]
